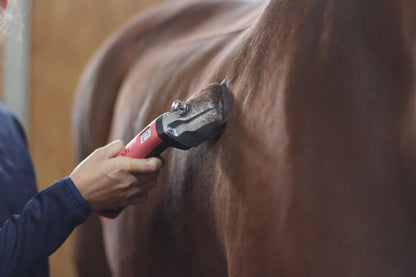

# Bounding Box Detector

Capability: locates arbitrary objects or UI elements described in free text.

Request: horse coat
[72,0,416,276]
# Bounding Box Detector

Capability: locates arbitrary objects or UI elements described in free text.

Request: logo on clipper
[140,127,151,144]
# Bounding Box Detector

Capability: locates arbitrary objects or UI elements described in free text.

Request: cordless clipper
[96,80,230,218]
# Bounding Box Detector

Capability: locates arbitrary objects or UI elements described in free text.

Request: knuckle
[113,139,124,147]
[146,160,159,171]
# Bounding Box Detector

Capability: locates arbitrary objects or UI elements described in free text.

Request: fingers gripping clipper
[96,80,230,218]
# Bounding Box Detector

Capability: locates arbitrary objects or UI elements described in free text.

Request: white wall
[2,0,31,134]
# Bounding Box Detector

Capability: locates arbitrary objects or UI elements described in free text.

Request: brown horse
[72,0,416,276]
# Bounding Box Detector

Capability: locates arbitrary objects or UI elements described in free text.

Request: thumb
[95,140,125,159]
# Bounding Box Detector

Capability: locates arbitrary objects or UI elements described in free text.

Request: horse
[72,0,416,276]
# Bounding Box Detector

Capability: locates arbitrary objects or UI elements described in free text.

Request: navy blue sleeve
[0,103,39,225]
[0,177,92,276]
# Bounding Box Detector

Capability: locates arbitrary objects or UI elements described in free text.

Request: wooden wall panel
[31,1,162,276]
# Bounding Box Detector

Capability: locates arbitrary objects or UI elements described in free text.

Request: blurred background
[0,0,162,276]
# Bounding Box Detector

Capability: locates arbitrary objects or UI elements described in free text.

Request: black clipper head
[161,79,230,149]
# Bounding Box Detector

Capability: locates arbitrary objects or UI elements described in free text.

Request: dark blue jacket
[0,103,92,276]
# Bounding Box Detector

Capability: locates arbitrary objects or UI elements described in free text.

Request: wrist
[65,176,92,212]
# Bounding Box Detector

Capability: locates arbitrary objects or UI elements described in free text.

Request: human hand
[69,140,164,210]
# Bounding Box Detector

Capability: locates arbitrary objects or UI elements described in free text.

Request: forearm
[0,177,91,276]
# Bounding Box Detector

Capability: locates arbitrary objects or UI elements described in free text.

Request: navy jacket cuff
[63,177,92,215]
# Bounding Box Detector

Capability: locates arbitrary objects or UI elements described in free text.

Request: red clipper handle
[117,118,164,159]
[95,117,164,218]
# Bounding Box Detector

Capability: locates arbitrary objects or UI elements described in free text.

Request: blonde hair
[1,0,20,41]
